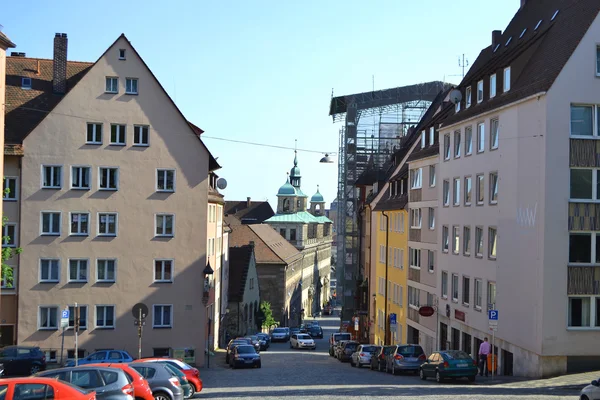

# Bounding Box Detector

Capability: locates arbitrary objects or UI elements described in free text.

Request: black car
[229,345,261,369]
[256,333,270,350]
[0,345,47,376]
[308,326,323,339]
[225,339,250,364]
[370,345,395,372]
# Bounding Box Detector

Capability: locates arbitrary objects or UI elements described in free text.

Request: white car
[580,378,600,400]
[290,333,316,350]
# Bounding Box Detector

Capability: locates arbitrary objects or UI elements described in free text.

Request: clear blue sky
[3,0,516,209]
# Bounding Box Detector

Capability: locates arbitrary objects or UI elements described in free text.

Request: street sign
[354,319,359,330]
[488,310,498,320]
[60,318,69,328]
[61,309,70,319]
[389,313,397,326]
[132,303,149,320]
[489,326,498,332]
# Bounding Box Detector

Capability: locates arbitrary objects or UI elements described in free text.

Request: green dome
[311,186,324,202]
[277,180,297,196]
[290,151,301,178]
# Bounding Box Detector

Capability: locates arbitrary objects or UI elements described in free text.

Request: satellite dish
[216,178,228,190]
[449,89,462,105]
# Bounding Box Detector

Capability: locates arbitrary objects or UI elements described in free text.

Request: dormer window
[119,49,126,60]
[505,37,512,46]
[429,127,434,145]
[455,100,461,113]
[421,131,426,148]
[466,87,472,108]
[493,44,500,53]
[490,74,497,98]
[520,28,527,38]
[504,67,511,92]
[477,80,483,103]
[535,20,543,30]
[21,77,32,90]
[394,181,398,196]
[551,10,559,21]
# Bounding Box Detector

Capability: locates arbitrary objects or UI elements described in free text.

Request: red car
[0,377,96,400]
[86,363,153,400]
[133,358,202,395]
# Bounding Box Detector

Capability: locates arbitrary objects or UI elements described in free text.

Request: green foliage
[259,301,277,329]
[2,180,22,288]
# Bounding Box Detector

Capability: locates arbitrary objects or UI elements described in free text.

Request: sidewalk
[477,370,599,390]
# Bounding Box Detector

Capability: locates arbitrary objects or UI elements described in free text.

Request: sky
[3,0,517,210]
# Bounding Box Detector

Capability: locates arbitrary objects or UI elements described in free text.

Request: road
[199,312,580,399]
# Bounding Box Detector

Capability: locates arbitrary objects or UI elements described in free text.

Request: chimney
[520,0,527,9]
[53,33,68,94]
[249,241,255,248]
[492,30,502,47]
[246,197,251,208]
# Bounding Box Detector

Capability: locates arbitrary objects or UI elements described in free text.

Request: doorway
[407,326,419,345]
[0,325,14,346]
[439,323,448,350]
[502,349,514,376]
[451,328,460,350]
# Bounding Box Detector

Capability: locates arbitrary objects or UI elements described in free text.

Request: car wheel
[392,364,396,375]
[581,396,589,400]
[436,370,442,383]
[188,385,195,398]
[468,375,476,383]
[419,368,427,380]
[154,391,170,400]
[30,364,40,375]
[357,362,361,369]
[378,362,382,372]
[225,355,229,364]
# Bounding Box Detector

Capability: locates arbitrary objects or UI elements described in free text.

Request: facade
[226,244,260,336]
[437,0,600,377]
[265,152,333,320]
[5,33,216,364]
[325,199,338,266]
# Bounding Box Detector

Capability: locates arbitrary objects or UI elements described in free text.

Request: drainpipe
[218,229,225,348]
[382,211,390,346]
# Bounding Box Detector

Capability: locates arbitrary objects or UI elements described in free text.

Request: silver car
[580,378,600,400]
[386,344,427,375]
[37,366,133,400]
[130,362,184,400]
[350,345,378,368]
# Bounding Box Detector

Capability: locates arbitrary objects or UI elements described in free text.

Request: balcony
[408,267,420,283]
[408,307,420,323]
[410,189,422,202]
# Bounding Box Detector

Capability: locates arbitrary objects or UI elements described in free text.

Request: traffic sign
[488,310,498,320]
[62,309,70,319]
[389,313,397,326]
[489,326,498,332]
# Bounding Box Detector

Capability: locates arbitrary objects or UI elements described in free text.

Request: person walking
[478,337,492,377]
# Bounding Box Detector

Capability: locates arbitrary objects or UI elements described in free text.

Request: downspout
[365,204,371,343]
[382,210,390,346]
[14,156,23,345]
[356,204,363,342]
[218,228,225,348]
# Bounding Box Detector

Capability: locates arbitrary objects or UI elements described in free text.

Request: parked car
[229,345,261,369]
[0,377,96,400]
[338,341,359,362]
[290,334,316,350]
[130,362,185,400]
[270,328,289,342]
[334,340,349,359]
[225,340,251,364]
[370,345,394,372]
[255,333,270,350]
[329,333,351,356]
[85,363,153,400]
[0,346,47,376]
[66,350,134,367]
[155,363,192,399]
[419,350,478,383]
[289,328,301,336]
[386,344,427,375]
[133,359,201,397]
[244,336,261,353]
[580,378,600,400]
[350,345,378,368]
[36,366,134,400]
[308,326,323,339]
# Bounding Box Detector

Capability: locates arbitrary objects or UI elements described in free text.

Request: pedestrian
[478,337,491,377]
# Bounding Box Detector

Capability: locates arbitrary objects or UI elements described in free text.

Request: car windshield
[161,363,184,378]
[273,328,286,333]
[361,346,378,353]
[171,360,192,370]
[398,345,425,357]
[444,351,472,360]
[334,334,351,341]
[346,343,358,350]
[237,346,257,354]
[298,334,311,340]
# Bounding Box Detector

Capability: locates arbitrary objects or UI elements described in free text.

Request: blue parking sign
[389,313,397,325]
[62,309,70,319]
[488,310,498,320]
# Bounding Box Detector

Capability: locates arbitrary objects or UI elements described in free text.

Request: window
[379,245,385,263]
[488,227,497,259]
[134,125,149,146]
[441,271,448,298]
[155,214,174,237]
[444,134,451,160]
[503,67,511,92]
[597,46,600,76]
[69,305,88,330]
[70,213,89,235]
[410,168,422,189]
[464,176,472,205]
[490,74,497,98]
[409,248,421,269]
[475,227,484,257]
[477,123,485,153]
[71,166,90,190]
[477,80,483,103]
[452,226,460,255]
[110,124,126,145]
[476,174,484,204]
[463,226,471,255]
[487,282,496,309]
[99,167,118,190]
[568,297,592,327]
[40,259,60,282]
[3,223,15,247]
[451,274,459,302]
[119,49,126,60]
[454,131,461,158]
[455,99,461,113]
[570,105,594,136]
[489,172,499,204]
[466,86,472,108]
[408,286,420,309]
[154,305,172,328]
[21,77,32,89]
[154,260,173,282]
[42,165,62,189]
[2,266,13,288]
[421,131,426,148]
[68,259,88,282]
[97,259,116,282]
[474,279,483,310]
[105,77,118,93]
[250,278,254,290]
[443,180,450,206]
[126,78,138,94]
[428,250,434,273]
[86,123,102,144]
[429,127,435,146]
[96,305,115,328]
[41,212,61,235]
[462,276,470,306]
[490,119,499,149]
[410,208,421,229]
[429,165,436,187]
[428,207,435,230]
[290,229,297,241]
[156,169,175,192]
[442,226,449,252]
[279,228,286,238]
[453,178,460,206]
[39,306,58,330]
[465,126,473,155]
[3,177,17,201]
[98,213,117,236]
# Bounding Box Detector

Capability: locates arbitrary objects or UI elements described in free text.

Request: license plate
[457,363,468,368]
[407,358,417,362]
[245,360,253,363]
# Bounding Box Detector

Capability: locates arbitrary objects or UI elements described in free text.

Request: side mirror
[592,380,599,386]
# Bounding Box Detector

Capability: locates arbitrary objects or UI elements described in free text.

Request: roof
[224,200,275,225]
[373,194,408,212]
[443,0,600,127]
[265,210,328,224]
[310,188,324,203]
[228,245,254,302]
[0,31,16,48]
[247,224,303,264]
[189,122,220,171]
[277,180,297,196]
[228,223,302,265]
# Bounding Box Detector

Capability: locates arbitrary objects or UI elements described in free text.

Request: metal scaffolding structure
[329,81,451,321]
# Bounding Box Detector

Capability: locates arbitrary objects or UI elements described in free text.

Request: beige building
[226,244,260,336]
[438,0,600,377]
[5,33,216,365]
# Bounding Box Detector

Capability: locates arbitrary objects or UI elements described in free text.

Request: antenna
[458,54,469,78]
[372,75,375,92]
[294,139,297,151]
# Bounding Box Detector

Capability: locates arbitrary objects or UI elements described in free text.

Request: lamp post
[203,261,214,368]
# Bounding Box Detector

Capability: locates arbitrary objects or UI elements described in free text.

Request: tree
[2,182,22,288]
[258,301,277,330]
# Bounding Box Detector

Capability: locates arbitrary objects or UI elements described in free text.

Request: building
[5,33,216,364]
[265,151,333,320]
[225,244,260,336]
[227,222,302,327]
[325,199,338,267]
[224,198,274,226]
[437,0,600,377]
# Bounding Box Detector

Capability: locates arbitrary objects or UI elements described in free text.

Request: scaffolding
[330,81,451,320]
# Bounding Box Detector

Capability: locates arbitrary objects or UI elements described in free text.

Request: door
[108,351,123,363]
[16,348,33,375]
[0,326,14,347]
[424,353,438,377]
[502,349,513,376]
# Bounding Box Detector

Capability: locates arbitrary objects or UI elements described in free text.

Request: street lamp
[203,261,214,368]
[320,153,334,163]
